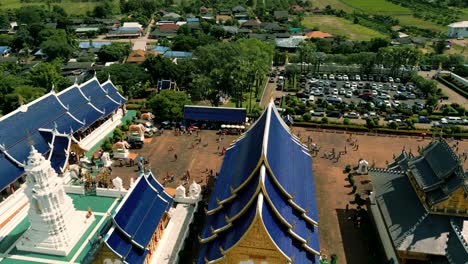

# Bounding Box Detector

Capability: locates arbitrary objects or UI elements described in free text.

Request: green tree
[148,90,191,121]
[142,55,180,85]
[366,118,377,129]
[190,74,212,101]
[303,113,312,122]
[41,30,75,61]
[93,1,113,19]
[27,62,63,89]
[98,43,131,62]
[97,64,149,98]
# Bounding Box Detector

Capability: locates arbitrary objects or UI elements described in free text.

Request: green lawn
[303,16,386,40]
[312,0,354,12]
[0,0,119,15]
[394,15,445,31]
[341,0,411,14]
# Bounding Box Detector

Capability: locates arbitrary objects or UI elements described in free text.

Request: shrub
[321,117,329,124]
[344,165,351,173]
[303,113,312,122]
[343,118,351,125]
[101,137,113,153]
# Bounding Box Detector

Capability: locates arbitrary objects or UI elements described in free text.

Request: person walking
[174,153,178,161]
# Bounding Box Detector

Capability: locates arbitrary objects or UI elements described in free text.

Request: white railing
[79,110,123,151]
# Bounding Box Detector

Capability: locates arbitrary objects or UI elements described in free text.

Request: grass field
[303,16,386,40]
[312,0,444,32]
[341,0,411,15]
[0,0,119,15]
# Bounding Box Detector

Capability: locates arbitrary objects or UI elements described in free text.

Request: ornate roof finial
[107,73,111,81]
[93,70,97,78]
[74,77,78,85]
[50,84,55,93]
[53,122,58,132]
[26,131,35,147]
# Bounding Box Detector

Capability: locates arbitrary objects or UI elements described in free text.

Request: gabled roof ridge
[0,92,58,123]
[450,218,468,252]
[0,147,25,167]
[55,83,79,96]
[396,210,430,248]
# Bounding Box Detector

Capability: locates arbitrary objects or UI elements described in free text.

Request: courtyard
[104,127,468,264]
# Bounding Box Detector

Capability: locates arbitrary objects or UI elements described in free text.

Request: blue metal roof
[58,86,103,128]
[163,51,193,58]
[144,171,173,204]
[183,105,246,123]
[105,228,149,264]
[78,41,112,49]
[0,46,11,54]
[198,103,320,263]
[113,175,172,248]
[152,45,170,53]
[80,79,120,117]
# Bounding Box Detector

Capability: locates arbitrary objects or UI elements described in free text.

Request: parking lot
[271,71,468,128]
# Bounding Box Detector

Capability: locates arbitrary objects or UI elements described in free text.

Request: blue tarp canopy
[183,105,246,123]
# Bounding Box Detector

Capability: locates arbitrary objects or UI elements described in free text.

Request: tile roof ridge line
[87,101,105,114]
[55,82,79,96]
[103,227,124,259]
[144,170,173,198]
[46,132,57,160]
[262,102,272,156]
[112,174,143,215]
[0,92,55,123]
[65,111,85,126]
[59,136,72,173]
[0,145,25,167]
[396,211,430,248]
[450,218,468,252]
[256,192,293,263]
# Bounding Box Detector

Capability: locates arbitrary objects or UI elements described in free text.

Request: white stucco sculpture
[357,159,369,174]
[101,152,112,167]
[112,177,123,191]
[189,181,202,199]
[17,147,94,256]
[174,181,202,204]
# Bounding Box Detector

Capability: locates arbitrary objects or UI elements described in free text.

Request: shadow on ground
[336,208,386,264]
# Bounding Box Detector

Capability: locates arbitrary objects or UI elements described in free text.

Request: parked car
[332,88,339,95]
[329,74,335,80]
[310,108,325,116]
[344,112,360,119]
[343,75,349,81]
[327,111,342,118]
[345,91,353,98]
[355,75,361,81]
[418,116,431,123]
[389,77,394,82]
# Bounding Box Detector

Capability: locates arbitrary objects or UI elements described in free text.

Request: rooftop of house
[305,31,333,39]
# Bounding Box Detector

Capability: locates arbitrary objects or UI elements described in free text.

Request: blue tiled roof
[57,86,104,128]
[0,77,126,191]
[0,152,23,190]
[105,227,149,264]
[102,81,127,104]
[113,175,172,248]
[198,103,320,263]
[80,79,120,117]
[144,171,173,204]
[183,105,246,123]
[49,134,70,173]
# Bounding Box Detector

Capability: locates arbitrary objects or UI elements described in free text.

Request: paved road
[418,70,468,108]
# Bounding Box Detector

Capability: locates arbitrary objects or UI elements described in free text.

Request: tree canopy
[148,90,191,121]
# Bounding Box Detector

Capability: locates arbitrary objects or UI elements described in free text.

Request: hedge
[437,76,468,99]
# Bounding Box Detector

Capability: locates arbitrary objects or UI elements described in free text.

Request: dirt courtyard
[293,127,468,264]
[108,128,468,264]
[109,130,238,190]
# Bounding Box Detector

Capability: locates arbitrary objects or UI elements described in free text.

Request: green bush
[101,137,113,153]
[321,117,329,124]
[303,113,312,122]
[126,104,142,110]
[343,118,351,125]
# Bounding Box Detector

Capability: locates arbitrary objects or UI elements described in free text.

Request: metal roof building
[370,140,468,264]
[183,105,246,123]
[197,102,320,263]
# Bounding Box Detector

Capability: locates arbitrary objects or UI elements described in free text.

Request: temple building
[0,76,126,201]
[197,102,321,263]
[370,140,468,263]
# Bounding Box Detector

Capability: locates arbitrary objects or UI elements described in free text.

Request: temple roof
[408,140,464,193]
[0,77,126,191]
[112,175,172,249]
[370,167,468,262]
[198,103,320,263]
